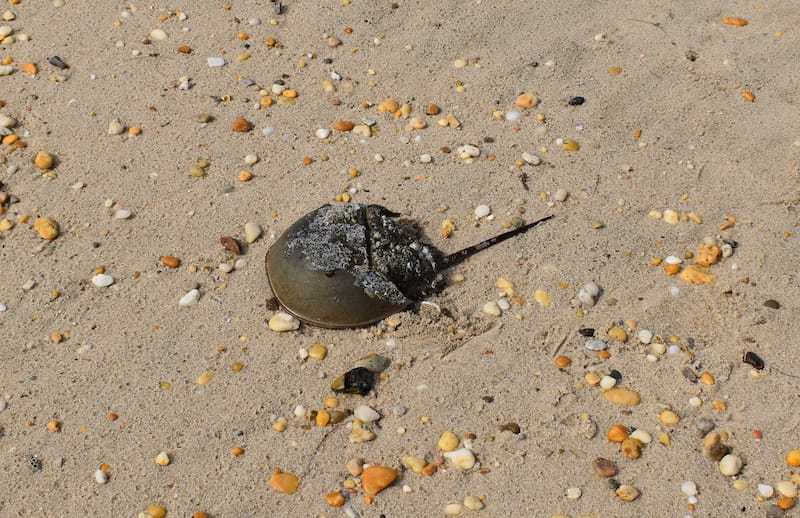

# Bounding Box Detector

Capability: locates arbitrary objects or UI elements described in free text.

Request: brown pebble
[178,45,192,53]
[592,457,616,477]
[361,466,397,496]
[764,299,780,309]
[616,484,640,502]
[426,103,441,115]
[554,355,571,369]
[706,442,731,462]
[34,216,59,240]
[232,117,252,132]
[34,150,54,170]
[220,236,241,255]
[621,437,643,459]
[332,120,354,132]
[161,255,180,268]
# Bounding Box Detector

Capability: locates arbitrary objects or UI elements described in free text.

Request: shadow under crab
[266,203,553,329]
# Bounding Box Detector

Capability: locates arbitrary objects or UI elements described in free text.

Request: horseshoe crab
[266,203,553,328]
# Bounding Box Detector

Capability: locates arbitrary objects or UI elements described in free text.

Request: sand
[1,1,799,516]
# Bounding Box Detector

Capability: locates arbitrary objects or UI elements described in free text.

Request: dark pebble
[592,457,616,477]
[47,55,69,69]
[568,96,585,106]
[764,299,780,309]
[743,351,765,370]
[608,478,621,490]
[706,442,730,461]
[609,369,622,381]
[481,395,494,403]
[578,328,595,337]
[341,367,376,396]
[219,236,241,255]
[685,49,698,61]
[682,367,698,383]
[27,454,42,472]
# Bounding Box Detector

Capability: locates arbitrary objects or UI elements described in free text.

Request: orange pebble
[22,63,37,75]
[741,91,756,102]
[161,255,180,268]
[231,446,244,456]
[302,156,312,165]
[700,372,715,385]
[50,332,63,344]
[237,32,249,40]
[332,120,354,131]
[777,497,795,510]
[752,428,762,440]
[99,463,111,472]
[107,412,119,421]
[786,449,800,467]
[46,420,61,432]
[231,117,252,132]
[723,17,748,26]
[607,423,629,443]
[128,126,141,136]
[193,513,209,518]
[515,93,537,109]
[282,89,297,98]
[178,45,192,54]
[608,66,622,75]
[596,349,610,360]
[260,97,274,107]
[325,491,345,507]
[696,244,721,267]
[554,355,571,369]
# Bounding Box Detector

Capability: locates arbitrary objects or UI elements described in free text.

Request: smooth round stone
[419,153,432,163]
[91,274,114,288]
[474,204,491,219]
[315,128,330,139]
[496,298,511,311]
[463,495,483,511]
[149,28,168,41]
[681,480,697,496]
[179,288,200,306]
[665,255,682,265]
[94,469,108,484]
[553,188,568,202]
[0,302,6,312]
[392,405,407,416]
[107,120,124,135]
[522,151,541,165]
[599,375,617,389]
[114,209,132,219]
[505,111,522,122]
[578,282,599,306]
[444,503,463,516]
[207,57,226,67]
[268,311,299,332]
[0,113,16,128]
[218,263,233,273]
[443,448,476,470]
[719,454,743,476]
[566,487,582,499]
[638,329,653,344]
[458,144,480,158]
[354,404,381,423]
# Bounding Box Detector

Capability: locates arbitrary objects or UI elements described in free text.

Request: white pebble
[268,311,299,332]
[665,255,682,265]
[0,302,6,312]
[94,469,108,484]
[776,481,797,498]
[474,204,491,219]
[553,188,568,202]
[244,222,262,243]
[482,300,501,317]
[585,339,607,351]
[114,209,132,219]
[297,348,309,360]
[681,480,697,496]
[496,298,510,311]
[443,448,476,470]
[599,375,617,389]
[22,279,35,291]
[107,120,125,135]
[315,128,330,139]
[262,126,275,136]
[757,483,774,498]
[91,274,115,288]
[566,487,582,499]
[630,429,652,444]
[402,485,412,493]
[0,65,14,76]
[719,454,742,476]
[244,153,259,165]
[0,399,6,411]
[179,288,200,306]
[218,263,233,273]
[207,57,226,67]
[505,111,522,122]
[149,28,167,41]
[0,113,16,128]
[419,153,432,163]
[578,282,599,307]
[354,404,381,423]
[458,144,480,159]
[689,396,702,408]
[651,342,667,355]
[522,151,541,165]
[234,258,247,269]
[444,504,463,516]
[637,329,653,344]
[667,344,682,355]
[293,404,306,418]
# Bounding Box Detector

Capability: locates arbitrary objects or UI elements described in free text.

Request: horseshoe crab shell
[266,203,552,328]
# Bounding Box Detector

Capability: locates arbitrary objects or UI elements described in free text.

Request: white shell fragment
[179,288,200,306]
[91,274,115,288]
[354,404,381,423]
[578,282,599,307]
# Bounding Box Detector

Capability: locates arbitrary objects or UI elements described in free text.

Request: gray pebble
[695,418,715,435]
[392,405,407,416]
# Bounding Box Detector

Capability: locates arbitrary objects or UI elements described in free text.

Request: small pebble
[764,299,780,309]
[443,448,476,470]
[482,300,501,316]
[107,120,125,135]
[776,481,798,498]
[244,222,262,243]
[91,274,115,288]
[244,154,259,165]
[474,204,491,219]
[758,484,775,498]
[638,329,653,344]
[34,217,60,240]
[354,404,380,423]
[315,128,331,139]
[179,288,200,306]
[599,375,617,389]
[114,209,132,219]
[553,188,568,202]
[34,150,54,170]
[268,311,300,332]
[615,484,640,502]
[463,495,483,511]
[578,282,599,307]
[268,468,299,494]
[438,430,459,451]
[361,466,397,496]
[155,452,170,466]
[603,388,640,406]
[149,28,167,41]
[719,454,743,476]
[444,503,463,516]
[681,480,697,496]
[566,487,582,499]
[593,457,616,477]
[207,57,226,67]
[585,339,607,351]
[94,469,108,484]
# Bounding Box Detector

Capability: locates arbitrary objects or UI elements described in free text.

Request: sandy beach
[1,1,799,516]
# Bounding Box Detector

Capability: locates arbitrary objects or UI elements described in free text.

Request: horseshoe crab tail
[440,214,554,269]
